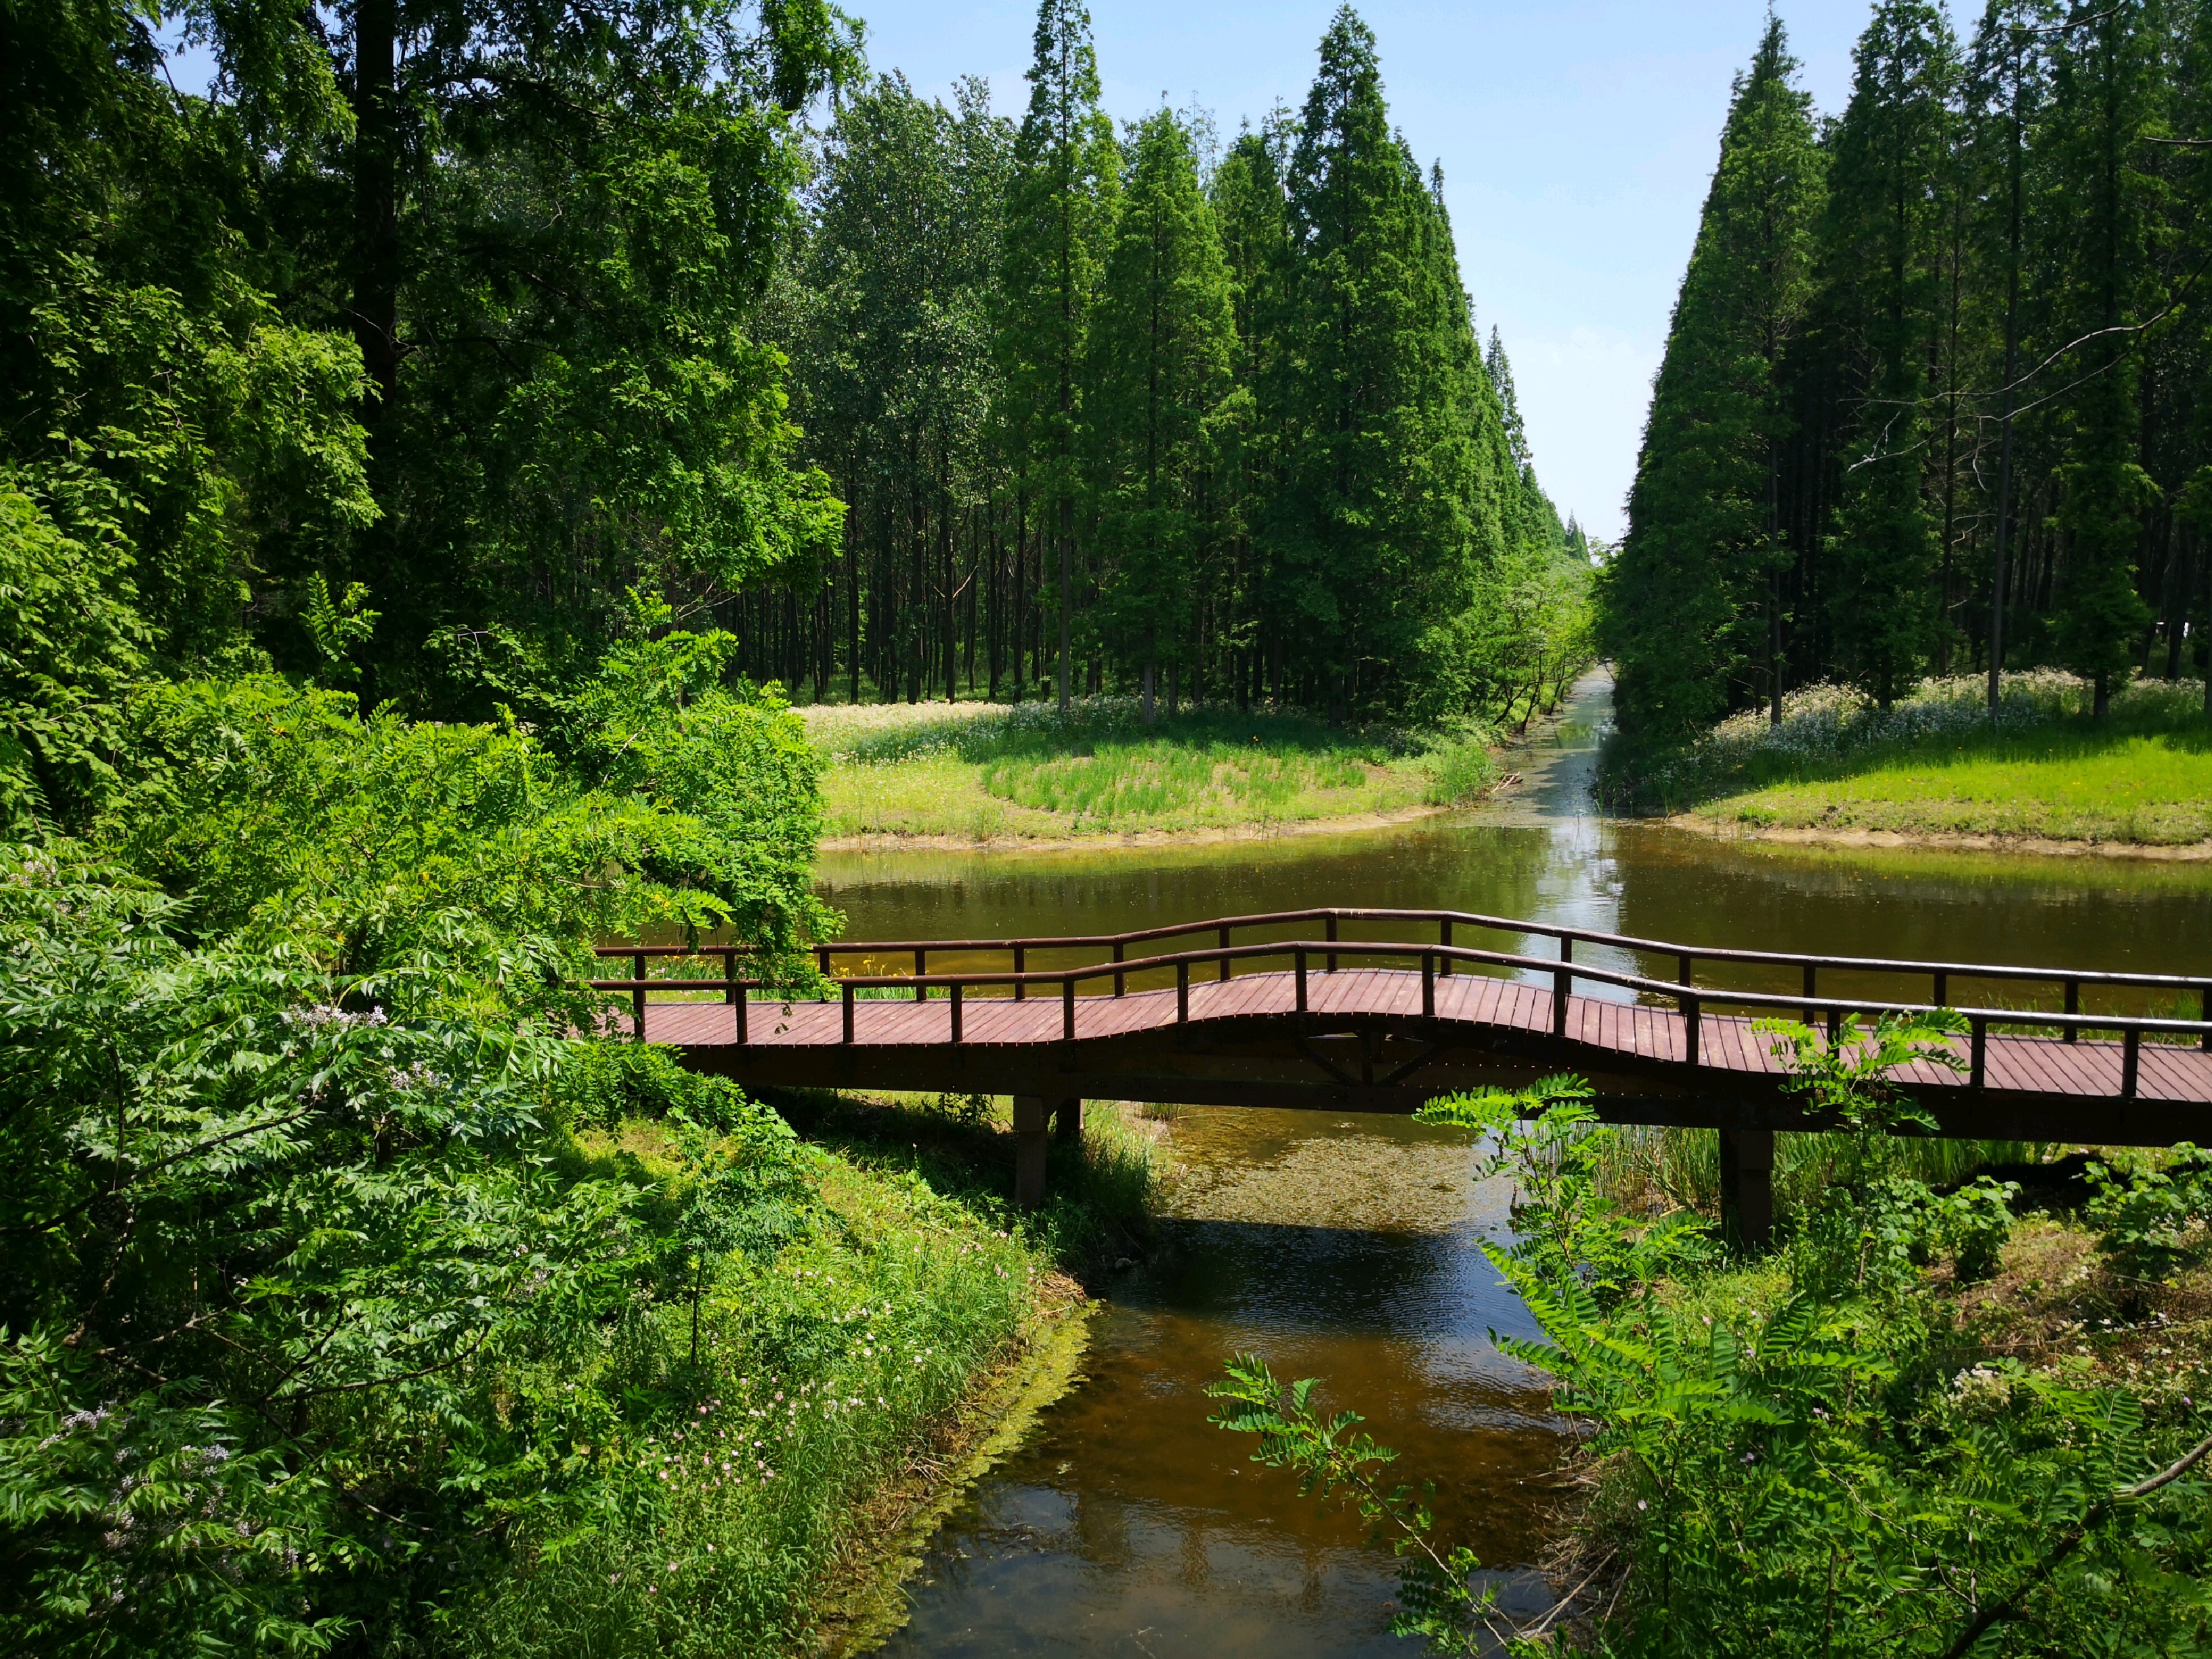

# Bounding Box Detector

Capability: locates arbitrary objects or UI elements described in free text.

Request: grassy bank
[448,1072,1164,1659]
[808,696,1496,842]
[1611,672,2212,846]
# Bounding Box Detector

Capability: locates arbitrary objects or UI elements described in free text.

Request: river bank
[803,696,1502,846]
[1663,814,2212,860]
[1615,673,2212,854]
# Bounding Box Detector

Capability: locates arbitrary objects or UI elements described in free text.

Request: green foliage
[1256,1068,2212,1655]
[1207,1354,1500,1654]
[1754,1007,1969,1133]
[0,480,148,834]
[1417,1078,1714,1303]
[2085,1145,2212,1284]
[1088,108,1236,701]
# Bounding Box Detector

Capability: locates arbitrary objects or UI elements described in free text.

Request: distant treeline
[1604,1,2212,741]
[756,3,1593,721]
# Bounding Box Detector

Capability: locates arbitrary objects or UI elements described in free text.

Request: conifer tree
[2045,1,2158,715]
[1604,16,1824,738]
[1267,7,1493,715]
[1000,0,1121,711]
[1088,109,1237,721]
[1820,0,1958,707]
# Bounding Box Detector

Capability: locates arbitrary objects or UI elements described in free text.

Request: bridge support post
[1719,1127,1774,1253]
[1013,1096,1049,1211]
[1054,1097,1082,1141]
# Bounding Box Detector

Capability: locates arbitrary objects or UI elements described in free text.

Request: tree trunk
[352,0,400,417]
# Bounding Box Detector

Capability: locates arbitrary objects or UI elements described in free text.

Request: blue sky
[165,1,1878,538]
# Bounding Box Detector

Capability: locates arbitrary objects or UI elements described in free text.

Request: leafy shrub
[2086,1146,2212,1283]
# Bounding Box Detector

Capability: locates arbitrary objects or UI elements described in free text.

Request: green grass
[1716,730,2212,843]
[813,697,1492,840]
[1624,673,2212,845]
[446,1092,1163,1659]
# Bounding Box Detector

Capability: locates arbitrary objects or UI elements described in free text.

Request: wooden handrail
[599,905,2209,994]
[591,930,2212,1077]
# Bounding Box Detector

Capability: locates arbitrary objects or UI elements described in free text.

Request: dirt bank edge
[819,801,1457,854]
[1664,814,2212,861]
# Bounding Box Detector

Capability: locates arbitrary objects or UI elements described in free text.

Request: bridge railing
[590,909,2212,1100]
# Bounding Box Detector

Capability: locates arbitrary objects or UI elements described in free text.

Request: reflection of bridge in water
[597,907,2212,1242]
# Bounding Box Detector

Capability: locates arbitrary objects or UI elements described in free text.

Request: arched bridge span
[594,907,2212,1234]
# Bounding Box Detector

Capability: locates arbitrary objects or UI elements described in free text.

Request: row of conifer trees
[750,2,1593,721]
[1605,0,2212,740]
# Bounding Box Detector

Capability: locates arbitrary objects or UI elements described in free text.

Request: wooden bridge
[594,908,2212,1242]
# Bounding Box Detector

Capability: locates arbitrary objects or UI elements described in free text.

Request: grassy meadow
[1619,673,2212,845]
[807,696,1496,841]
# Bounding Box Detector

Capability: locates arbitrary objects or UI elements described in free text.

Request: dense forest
[1604,0,2212,740]
[751,4,1592,721]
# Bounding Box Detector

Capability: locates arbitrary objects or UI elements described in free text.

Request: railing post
[1970,1015,1986,1089]
[1014,944,1026,1002]
[950,982,963,1045]
[1932,971,1948,1007]
[915,948,927,1003]
[1826,1007,1842,1045]
[1218,925,1231,982]
[1682,992,1701,1069]
[1063,978,1076,1043]
[735,980,748,1046]
[1177,960,1189,1022]
[842,982,855,1045]
[1439,918,1452,977]
[2122,1027,2140,1100]
[2203,984,2211,1051]
[1802,964,1816,1028]
[1325,914,1338,973]
[1552,936,1571,1038]
[723,948,739,1004]
[817,946,830,996]
[1678,953,1694,990]
[633,983,647,1044]
[1296,948,1308,1013]
[2064,978,2079,1043]
[1113,939,1125,997]
[1422,951,1434,1019]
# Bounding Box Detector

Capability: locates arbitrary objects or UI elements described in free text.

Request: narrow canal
[820,675,2212,1656]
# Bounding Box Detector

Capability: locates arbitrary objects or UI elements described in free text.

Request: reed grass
[1595,1125,2047,1221]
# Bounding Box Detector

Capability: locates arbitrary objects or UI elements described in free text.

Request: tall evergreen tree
[1819,0,1959,707]
[2045,1,2159,713]
[1604,16,1825,739]
[999,0,1120,711]
[1088,110,1237,721]
[1267,7,1496,715]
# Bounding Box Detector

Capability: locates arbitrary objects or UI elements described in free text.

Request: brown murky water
[830,675,2212,1655]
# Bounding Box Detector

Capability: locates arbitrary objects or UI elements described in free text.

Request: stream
[818,673,2212,1656]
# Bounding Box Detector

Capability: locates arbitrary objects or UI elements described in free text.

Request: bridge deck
[638,967,2212,1106]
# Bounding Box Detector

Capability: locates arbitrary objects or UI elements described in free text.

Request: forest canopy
[1604,0,2212,742]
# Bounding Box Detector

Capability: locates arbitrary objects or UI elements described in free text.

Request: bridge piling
[1719,1127,1774,1252]
[1054,1097,1083,1141]
[1013,1096,1049,1211]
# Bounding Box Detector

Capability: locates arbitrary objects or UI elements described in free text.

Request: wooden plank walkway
[635,968,2212,1108]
